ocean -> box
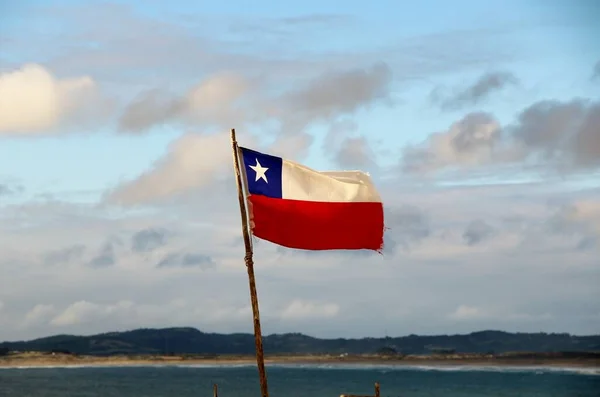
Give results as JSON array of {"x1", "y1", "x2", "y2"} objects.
[{"x1": 0, "y1": 364, "x2": 598, "y2": 397}]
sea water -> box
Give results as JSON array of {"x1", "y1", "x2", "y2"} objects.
[{"x1": 0, "y1": 363, "x2": 598, "y2": 397}]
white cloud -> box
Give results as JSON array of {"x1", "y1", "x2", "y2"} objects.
[
  {"x1": 449, "y1": 305, "x2": 484, "y2": 320},
  {"x1": 45, "y1": 299, "x2": 253, "y2": 333},
  {"x1": 119, "y1": 72, "x2": 252, "y2": 132},
  {"x1": 23, "y1": 304, "x2": 56, "y2": 327},
  {"x1": 0, "y1": 3, "x2": 599, "y2": 344},
  {"x1": 105, "y1": 132, "x2": 241, "y2": 205},
  {"x1": 402, "y1": 112, "x2": 504, "y2": 173},
  {"x1": 0, "y1": 64, "x2": 97, "y2": 134},
  {"x1": 402, "y1": 99, "x2": 600, "y2": 174},
  {"x1": 51, "y1": 300, "x2": 135, "y2": 326},
  {"x1": 0, "y1": 180, "x2": 599, "y2": 340},
  {"x1": 280, "y1": 300, "x2": 340, "y2": 320}
]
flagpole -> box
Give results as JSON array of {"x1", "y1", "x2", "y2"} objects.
[{"x1": 230, "y1": 128, "x2": 270, "y2": 397}]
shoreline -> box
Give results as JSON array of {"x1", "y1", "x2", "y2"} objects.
[{"x1": 1, "y1": 353, "x2": 599, "y2": 368}]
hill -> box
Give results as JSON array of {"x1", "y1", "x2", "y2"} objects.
[{"x1": 1, "y1": 328, "x2": 599, "y2": 356}]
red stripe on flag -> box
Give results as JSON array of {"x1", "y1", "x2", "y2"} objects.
[{"x1": 247, "y1": 195, "x2": 384, "y2": 251}]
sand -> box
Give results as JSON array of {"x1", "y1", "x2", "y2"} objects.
[{"x1": 1, "y1": 352, "x2": 598, "y2": 368}]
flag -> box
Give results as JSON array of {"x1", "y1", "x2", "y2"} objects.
[{"x1": 239, "y1": 147, "x2": 384, "y2": 251}]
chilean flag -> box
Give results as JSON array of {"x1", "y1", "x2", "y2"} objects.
[{"x1": 239, "y1": 147, "x2": 384, "y2": 251}]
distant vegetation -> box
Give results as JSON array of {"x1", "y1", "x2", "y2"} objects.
[{"x1": 1, "y1": 328, "x2": 599, "y2": 356}]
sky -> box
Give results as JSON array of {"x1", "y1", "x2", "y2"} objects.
[{"x1": 0, "y1": 0, "x2": 599, "y2": 341}]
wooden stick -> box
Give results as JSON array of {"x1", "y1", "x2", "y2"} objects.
[
  {"x1": 230, "y1": 128, "x2": 269, "y2": 397},
  {"x1": 374, "y1": 382, "x2": 380, "y2": 397},
  {"x1": 213, "y1": 383, "x2": 218, "y2": 397}
]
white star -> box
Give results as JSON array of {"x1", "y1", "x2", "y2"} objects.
[{"x1": 249, "y1": 159, "x2": 269, "y2": 183}]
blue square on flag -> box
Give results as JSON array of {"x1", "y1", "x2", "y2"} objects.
[{"x1": 240, "y1": 147, "x2": 283, "y2": 199}]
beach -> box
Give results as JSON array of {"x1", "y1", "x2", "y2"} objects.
[{"x1": 2, "y1": 352, "x2": 598, "y2": 368}]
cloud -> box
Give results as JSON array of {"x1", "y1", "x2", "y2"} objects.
[
  {"x1": 1, "y1": 3, "x2": 600, "y2": 342},
  {"x1": 463, "y1": 220, "x2": 495, "y2": 246},
  {"x1": 383, "y1": 205, "x2": 431, "y2": 253},
  {"x1": 449, "y1": 305, "x2": 484, "y2": 320},
  {"x1": 23, "y1": 304, "x2": 56, "y2": 327},
  {"x1": 448, "y1": 305, "x2": 557, "y2": 324},
  {"x1": 546, "y1": 200, "x2": 600, "y2": 251},
  {"x1": 401, "y1": 112, "x2": 503, "y2": 173},
  {"x1": 107, "y1": 63, "x2": 394, "y2": 205},
  {"x1": 0, "y1": 64, "x2": 101, "y2": 135},
  {"x1": 105, "y1": 132, "x2": 236, "y2": 205},
  {"x1": 510, "y1": 99, "x2": 600, "y2": 170},
  {"x1": 50, "y1": 300, "x2": 134, "y2": 327},
  {"x1": 119, "y1": 73, "x2": 252, "y2": 133},
  {"x1": 280, "y1": 300, "x2": 340, "y2": 320},
  {"x1": 230, "y1": 14, "x2": 353, "y2": 39},
  {"x1": 280, "y1": 62, "x2": 393, "y2": 124},
  {"x1": 88, "y1": 243, "x2": 116, "y2": 267},
  {"x1": 322, "y1": 120, "x2": 379, "y2": 169},
  {"x1": 131, "y1": 228, "x2": 169, "y2": 253},
  {"x1": 432, "y1": 71, "x2": 519, "y2": 110},
  {"x1": 334, "y1": 137, "x2": 378, "y2": 170},
  {"x1": 117, "y1": 63, "x2": 392, "y2": 140},
  {"x1": 46, "y1": 299, "x2": 252, "y2": 332},
  {"x1": 1, "y1": 180, "x2": 599, "y2": 340},
  {"x1": 401, "y1": 98, "x2": 600, "y2": 174},
  {"x1": 156, "y1": 252, "x2": 215, "y2": 269},
  {"x1": 0, "y1": 183, "x2": 25, "y2": 197},
  {"x1": 43, "y1": 244, "x2": 86, "y2": 266}
]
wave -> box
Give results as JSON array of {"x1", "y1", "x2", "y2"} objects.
[
  {"x1": 1, "y1": 362, "x2": 598, "y2": 376},
  {"x1": 259, "y1": 363, "x2": 600, "y2": 376}
]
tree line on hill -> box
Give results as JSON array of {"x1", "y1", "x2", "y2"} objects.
[{"x1": 1, "y1": 328, "x2": 599, "y2": 356}]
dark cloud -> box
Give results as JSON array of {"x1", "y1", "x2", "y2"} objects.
[
  {"x1": 88, "y1": 237, "x2": 123, "y2": 267},
  {"x1": 401, "y1": 98, "x2": 600, "y2": 174},
  {"x1": 119, "y1": 89, "x2": 181, "y2": 132},
  {"x1": 432, "y1": 71, "x2": 519, "y2": 110},
  {"x1": 545, "y1": 204, "x2": 599, "y2": 251},
  {"x1": 109, "y1": 63, "x2": 395, "y2": 204},
  {"x1": 281, "y1": 62, "x2": 393, "y2": 123},
  {"x1": 43, "y1": 244, "x2": 86, "y2": 266},
  {"x1": 401, "y1": 112, "x2": 501, "y2": 173},
  {"x1": 592, "y1": 60, "x2": 600, "y2": 80},
  {"x1": 271, "y1": 63, "x2": 393, "y2": 157},
  {"x1": 383, "y1": 205, "x2": 431, "y2": 253},
  {"x1": 511, "y1": 99, "x2": 600, "y2": 169},
  {"x1": 156, "y1": 252, "x2": 215, "y2": 269},
  {"x1": 0, "y1": 183, "x2": 24, "y2": 196},
  {"x1": 334, "y1": 137, "x2": 378, "y2": 170},
  {"x1": 131, "y1": 228, "x2": 169, "y2": 253},
  {"x1": 88, "y1": 243, "x2": 115, "y2": 267},
  {"x1": 118, "y1": 63, "x2": 392, "y2": 145},
  {"x1": 118, "y1": 73, "x2": 251, "y2": 133},
  {"x1": 322, "y1": 120, "x2": 379, "y2": 169},
  {"x1": 576, "y1": 235, "x2": 597, "y2": 251},
  {"x1": 463, "y1": 220, "x2": 495, "y2": 246}
]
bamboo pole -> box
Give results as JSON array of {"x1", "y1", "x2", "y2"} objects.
[{"x1": 230, "y1": 128, "x2": 269, "y2": 397}]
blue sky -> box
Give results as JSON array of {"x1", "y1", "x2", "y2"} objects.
[
  {"x1": 0, "y1": 0, "x2": 598, "y2": 339},
  {"x1": 1, "y1": 0, "x2": 599, "y2": 198}
]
